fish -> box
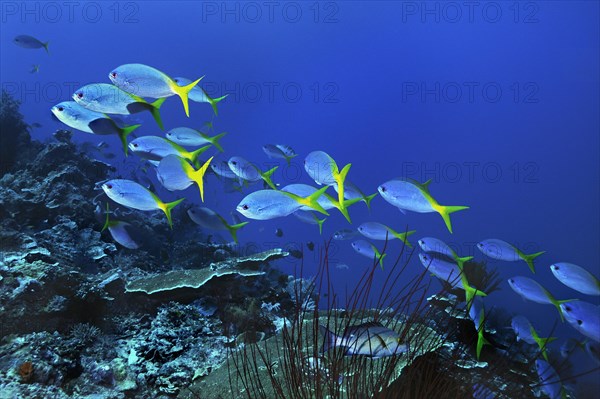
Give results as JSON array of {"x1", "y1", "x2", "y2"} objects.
[
  {"x1": 351, "y1": 240, "x2": 386, "y2": 269},
  {"x1": 560, "y1": 300, "x2": 600, "y2": 342},
  {"x1": 535, "y1": 360, "x2": 562, "y2": 399},
  {"x1": 73, "y1": 83, "x2": 166, "y2": 129},
  {"x1": 187, "y1": 206, "x2": 248, "y2": 243},
  {"x1": 262, "y1": 144, "x2": 298, "y2": 165},
  {"x1": 585, "y1": 341, "x2": 600, "y2": 364},
  {"x1": 417, "y1": 237, "x2": 473, "y2": 268},
  {"x1": 292, "y1": 210, "x2": 326, "y2": 234},
  {"x1": 275, "y1": 228, "x2": 284, "y2": 237},
  {"x1": 173, "y1": 76, "x2": 227, "y2": 115},
  {"x1": 419, "y1": 253, "x2": 486, "y2": 309},
  {"x1": 211, "y1": 160, "x2": 238, "y2": 180},
  {"x1": 378, "y1": 178, "x2": 468, "y2": 234},
  {"x1": 236, "y1": 186, "x2": 329, "y2": 220},
  {"x1": 156, "y1": 155, "x2": 213, "y2": 202},
  {"x1": 477, "y1": 239, "x2": 545, "y2": 273},
  {"x1": 560, "y1": 338, "x2": 583, "y2": 359},
  {"x1": 510, "y1": 315, "x2": 556, "y2": 361},
  {"x1": 101, "y1": 179, "x2": 184, "y2": 228},
  {"x1": 333, "y1": 180, "x2": 378, "y2": 209},
  {"x1": 27, "y1": 122, "x2": 42, "y2": 131},
  {"x1": 228, "y1": 156, "x2": 278, "y2": 189},
  {"x1": 165, "y1": 127, "x2": 227, "y2": 151},
  {"x1": 319, "y1": 321, "x2": 408, "y2": 358},
  {"x1": 129, "y1": 136, "x2": 210, "y2": 165},
  {"x1": 468, "y1": 297, "x2": 491, "y2": 360},
  {"x1": 282, "y1": 184, "x2": 361, "y2": 223},
  {"x1": 357, "y1": 222, "x2": 415, "y2": 248},
  {"x1": 508, "y1": 276, "x2": 573, "y2": 320},
  {"x1": 51, "y1": 101, "x2": 140, "y2": 154},
  {"x1": 109, "y1": 64, "x2": 202, "y2": 117},
  {"x1": 418, "y1": 236, "x2": 480, "y2": 309},
  {"x1": 550, "y1": 262, "x2": 600, "y2": 296},
  {"x1": 333, "y1": 229, "x2": 360, "y2": 240},
  {"x1": 101, "y1": 205, "x2": 139, "y2": 249},
  {"x1": 304, "y1": 150, "x2": 351, "y2": 211},
  {"x1": 14, "y1": 35, "x2": 49, "y2": 54},
  {"x1": 29, "y1": 64, "x2": 40, "y2": 74}
]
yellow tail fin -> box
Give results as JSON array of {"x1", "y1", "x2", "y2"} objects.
[{"x1": 171, "y1": 76, "x2": 203, "y2": 117}]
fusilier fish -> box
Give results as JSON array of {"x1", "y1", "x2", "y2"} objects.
[
  {"x1": 156, "y1": 155, "x2": 213, "y2": 202},
  {"x1": 357, "y1": 222, "x2": 415, "y2": 248},
  {"x1": 109, "y1": 64, "x2": 202, "y2": 117},
  {"x1": 333, "y1": 229, "x2": 360, "y2": 240},
  {"x1": 101, "y1": 205, "x2": 139, "y2": 249},
  {"x1": 129, "y1": 136, "x2": 210, "y2": 165},
  {"x1": 101, "y1": 179, "x2": 184, "y2": 228},
  {"x1": 73, "y1": 83, "x2": 166, "y2": 129},
  {"x1": 510, "y1": 315, "x2": 556, "y2": 361},
  {"x1": 228, "y1": 156, "x2": 278, "y2": 189},
  {"x1": 560, "y1": 338, "x2": 583, "y2": 359},
  {"x1": 187, "y1": 206, "x2": 248, "y2": 243},
  {"x1": 550, "y1": 262, "x2": 600, "y2": 296},
  {"x1": 419, "y1": 253, "x2": 486, "y2": 309},
  {"x1": 351, "y1": 240, "x2": 386, "y2": 269},
  {"x1": 319, "y1": 322, "x2": 408, "y2": 358},
  {"x1": 14, "y1": 35, "x2": 49, "y2": 53},
  {"x1": 468, "y1": 297, "x2": 491, "y2": 360},
  {"x1": 211, "y1": 161, "x2": 238, "y2": 179},
  {"x1": 263, "y1": 144, "x2": 297, "y2": 165},
  {"x1": 333, "y1": 180, "x2": 378, "y2": 209},
  {"x1": 236, "y1": 187, "x2": 329, "y2": 220},
  {"x1": 173, "y1": 76, "x2": 227, "y2": 115},
  {"x1": 292, "y1": 210, "x2": 326, "y2": 234},
  {"x1": 418, "y1": 237, "x2": 473, "y2": 268},
  {"x1": 165, "y1": 127, "x2": 227, "y2": 151},
  {"x1": 508, "y1": 276, "x2": 572, "y2": 320},
  {"x1": 304, "y1": 151, "x2": 352, "y2": 211},
  {"x1": 560, "y1": 300, "x2": 600, "y2": 342},
  {"x1": 535, "y1": 360, "x2": 562, "y2": 399},
  {"x1": 477, "y1": 239, "x2": 544, "y2": 273},
  {"x1": 51, "y1": 101, "x2": 140, "y2": 154},
  {"x1": 282, "y1": 184, "x2": 361, "y2": 223},
  {"x1": 378, "y1": 178, "x2": 468, "y2": 234}
]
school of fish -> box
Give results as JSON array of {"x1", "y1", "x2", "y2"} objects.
[{"x1": 44, "y1": 59, "x2": 599, "y2": 398}]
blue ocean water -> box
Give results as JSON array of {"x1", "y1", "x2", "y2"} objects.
[{"x1": 1, "y1": 1, "x2": 599, "y2": 396}]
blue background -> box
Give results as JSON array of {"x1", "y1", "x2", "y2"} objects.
[{"x1": 1, "y1": 0, "x2": 598, "y2": 386}]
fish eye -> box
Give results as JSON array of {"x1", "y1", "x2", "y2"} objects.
[
  {"x1": 231, "y1": 161, "x2": 237, "y2": 165},
  {"x1": 553, "y1": 265, "x2": 559, "y2": 270},
  {"x1": 110, "y1": 72, "x2": 117, "y2": 78},
  {"x1": 577, "y1": 320, "x2": 583, "y2": 326},
  {"x1": 477, "y1": 243, "x2": 483, "y2": 247},
  {"x1": 132, "y1": 143, "x2": 138, "y2": 148},
  {"x1": 380, "y1": 186, "x2": 386, "y2": 192},
  {"x1": 57, "y1": 106, "x2": 64, "y2": 112},
  {"x1": 509, "y1": 279, "x2": 514, "y2": 283},
  {"x1": 77, "y1": 92, "x2": 83, "y2": 99},
  {"x1": 242, "y1": 204, "x2": 249, "y2": 210},
  {"x1": 565, "y1": 306, "x2": 571, "y2": 312},
  {"x1": 106, "y1": 184, "x2": 113, "y2": 189}
]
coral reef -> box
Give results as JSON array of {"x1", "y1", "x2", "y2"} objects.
[{"x1": 0, "y1": 94, "x2": 295, "y2": 397}]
